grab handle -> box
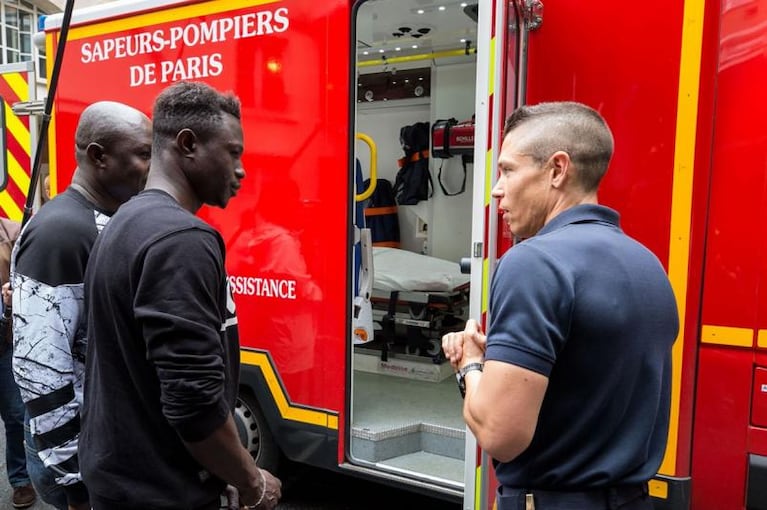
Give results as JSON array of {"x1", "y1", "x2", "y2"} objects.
[{"x1": 355, "y1": 132, "x2": 377, "y2": 201}]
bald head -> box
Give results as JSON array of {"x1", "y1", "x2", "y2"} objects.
[
  {"x1": 70, "y1": 101, "x2": 152, "y2": 211},
  {"x1": 75, "y1": 101, "x2": 150, "y2": 164}
]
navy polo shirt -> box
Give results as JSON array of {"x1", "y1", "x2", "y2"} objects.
[{"x1": 484, "y1": 204, "x2": 678, "y2": 490}]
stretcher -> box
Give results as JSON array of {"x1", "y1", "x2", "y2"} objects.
[{"x1": 371, "y1": 247, "x2": 470, "y2": 358}]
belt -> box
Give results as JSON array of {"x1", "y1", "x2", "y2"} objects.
[{"x1": 496, "y1": 483, "x2": 650, "y2": 510}]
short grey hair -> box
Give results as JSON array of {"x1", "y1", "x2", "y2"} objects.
[{"x1": 503, "y1": 101, "x2": 614, "y2": 191}]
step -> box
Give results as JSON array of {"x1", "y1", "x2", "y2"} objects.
[{"x1": 351, "y1": 421, "x2": 465, "y2": 463}]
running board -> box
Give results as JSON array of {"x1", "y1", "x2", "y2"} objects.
[{"x1": 338, "y1": 461, "x2": 464, "y2": 501}]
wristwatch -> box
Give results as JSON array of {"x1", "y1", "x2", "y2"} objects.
[{"x1": 456, "y1": 362, "x2": 483, "y2": 398}]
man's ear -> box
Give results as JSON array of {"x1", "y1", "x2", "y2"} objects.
[
  {"x1": 548, "y1": 150, "x2": 571, "y2": 189},
  {"x1": 86, "y1": 142, "x2": 106, "y2": 167},
  {"x1": 176, "y1": 128, "x2": 197, "y2": 158}
]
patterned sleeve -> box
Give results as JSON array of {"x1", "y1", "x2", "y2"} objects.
[
  {"x1": 11, "y1": 272, "x2": 87, "y2": 488},
  {"x1": 9, "y1": 203, "x2": 99, "y2": 498}
]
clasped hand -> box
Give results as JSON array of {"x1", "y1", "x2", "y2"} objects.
[{"x1": 441, "y1": 318, "x2": 487, "y2": 370}]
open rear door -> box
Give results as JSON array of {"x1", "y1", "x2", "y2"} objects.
[{"x1": 466, "y1": 1, "x2": 540, "y2": 508}]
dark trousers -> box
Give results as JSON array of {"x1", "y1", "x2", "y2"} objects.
[
  {"x1": 90, "y1": 493, "x2": 220, "y2": 510},
  {"x1": 0, "y1": 344, "x2": 29, "y2": 488},
  {"x1": 496, "y1": 483, "x2": 652, "y2": 510}
]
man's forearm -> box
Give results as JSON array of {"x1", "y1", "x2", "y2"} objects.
[{"x1": 183, "y1": 414, "x2": 262, "y2": 493}]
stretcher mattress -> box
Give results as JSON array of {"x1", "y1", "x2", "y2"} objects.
[{"x1": 372, "y1": 247, "x2": 470, "y2": 293}]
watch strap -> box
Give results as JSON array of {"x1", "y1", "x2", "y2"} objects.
[
  {"x1": 459, "y1": 362, "x2": 484, "y2": 377},
  {"x1": 456, "y1": 362, "x2": 484, "y2": 398}
]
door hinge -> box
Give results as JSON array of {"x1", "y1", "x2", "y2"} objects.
[{"x1": 523, "y1": 0, "x2": 544, "y2": 31}]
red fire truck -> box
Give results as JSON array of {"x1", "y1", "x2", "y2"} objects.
[{"x1": 11, "y1": 0, "x2": 762, "y2": 508}]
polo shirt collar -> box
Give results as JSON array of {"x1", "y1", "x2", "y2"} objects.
[{"x1": 536, "y1": 204, "x2": 620, "y2": 237}]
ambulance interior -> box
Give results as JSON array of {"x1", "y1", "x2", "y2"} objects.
[{"x1": 350, "y1": 0, "x2": 478, "y2": 491}]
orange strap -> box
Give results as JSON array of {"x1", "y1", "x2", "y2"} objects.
[
  {"x1": 397, "y1": 149, "x2": 430, "y2": 168},
  {"x1": 364, "y1": 206, "x2": 398, "y2": 217}
]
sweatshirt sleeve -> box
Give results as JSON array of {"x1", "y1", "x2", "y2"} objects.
[{"x1": 133, "y1": 228, "x2": 230, "y2": 442}]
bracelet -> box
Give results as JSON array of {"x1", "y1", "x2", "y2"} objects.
[{"x1": 244, "y1": 468, "x2": 266, "y2": 509}]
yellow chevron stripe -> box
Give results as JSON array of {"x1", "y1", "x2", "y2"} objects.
[
  {"x1": 4, "y1": 102, "x2": 31, "y2": 157},
  {"x1": 488, "y1": 36, "x2": 496, "y2": 96},
  {"x1": 482, "y1": 257, "x2": 490, "y2": 316},
  {"x1": 475, "y1": 463, "x2": 483, "y2": 509},
  {"x1": 485, "y1": 148, "x2": 493, "y2": 206},
  {"x1": 1, "y1": 72, "x2": 29, "y2": 103},
  {"x1": 7, "y1": 150, "x2": 30, "y2": 193},
  {"x1": 240, "y1": 350, "x2": 337, "y2": 429},
  {"x1": 0, "y1": 191, "x2": 22, "y2": 220},
  {"x1": 68, "y1": 0, "x2": 281, "y2": 40}
]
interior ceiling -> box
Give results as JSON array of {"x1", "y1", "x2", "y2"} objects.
[{"x1": 356, "y1": 0, "x2": 478, "y2": 59}]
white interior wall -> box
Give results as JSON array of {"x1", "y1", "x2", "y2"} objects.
[
  {"x1": 355, "y1": 60, "x2": 476, "y2": 260},
  {"x1": 428, "y1": 62, "x2": 476, "y2": 263},
  {"x1": 356, "y1": 98, "x2": 430, "y2": 254},
  {"x1": 356, "y1": 98, "x2": 430, "y2": 186}
]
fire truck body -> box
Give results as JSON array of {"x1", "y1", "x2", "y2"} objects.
[
  {"x1": 0, "y1": 61, "x2": 38, "y2": 220},
  {"x1": 33, "y1": 0, "x2": 767, "y2": 508}
]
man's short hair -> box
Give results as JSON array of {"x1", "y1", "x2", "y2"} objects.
[
  {"x1": 503, "y1": 102, "x2": 614, "y2": 191},
  {"x1": 152, "y1": 81, "x2": 241, "y2": 148}
]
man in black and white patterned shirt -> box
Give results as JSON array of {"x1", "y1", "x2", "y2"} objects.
[{"x1": 10, "y1": 101, "x2": 152, "y2": 510}]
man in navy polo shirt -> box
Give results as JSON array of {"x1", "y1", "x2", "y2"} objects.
[{"x1": 443, "y1": 101, "x2": 678, "y2": 510}]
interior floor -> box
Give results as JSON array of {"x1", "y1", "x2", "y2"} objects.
[{"x1": 350, "y1": 358, "x2": 465, "y2": 485}]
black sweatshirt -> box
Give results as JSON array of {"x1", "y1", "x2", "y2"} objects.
[{"x1": 80, "y1": 190, "x2": 240, "y2": 509}]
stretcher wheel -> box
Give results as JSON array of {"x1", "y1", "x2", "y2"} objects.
[
  {"x1": 408, "y1": 303, "x2": 427, "y2": 320},
  {"x1": 405, "y1": 344, "x2": 421, "y2": 356},
  {"x1": 426, "y1": 338, "x2": 441, "y2": 356}
]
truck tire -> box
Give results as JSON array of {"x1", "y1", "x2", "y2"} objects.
[{"x1": 234, "y1": 391, "x2": 281, "y2": 473}]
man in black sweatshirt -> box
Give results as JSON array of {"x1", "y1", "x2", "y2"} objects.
[{"x1": 79, "y1": 81, "x2": 281, "y2": 510}]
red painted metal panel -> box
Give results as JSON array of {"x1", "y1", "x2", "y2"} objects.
[
  {"x1": 748, "y1": 427, "x2": 767, "y2": 457},
  {"x1": 677, "y1": 0, "x2": 722, "y2": 478},
  {"x1": 523, "y1": 0, "x2": 692, "y2": 479},
  {"x1": 700, "y1": 1, "x2": 767, "y2": 330},
  {"x1": 50, "y1": 0, "x2": 350, "y2": 422},
  {"x1": 752, "y1": 368, "x2": 767, "y2": 429},
  {"x1": 693, "y1": 2, "x2": 767, "y2": 509},
  {"x1": 525, "y1": 1, "x2": 684, "y2": 266},
  {"x1": 692, "y1": 347, "x2": 752, "y2": 510},
  {"x1": 495, "y1": 0, "x2": 515, "y2": 258}
]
